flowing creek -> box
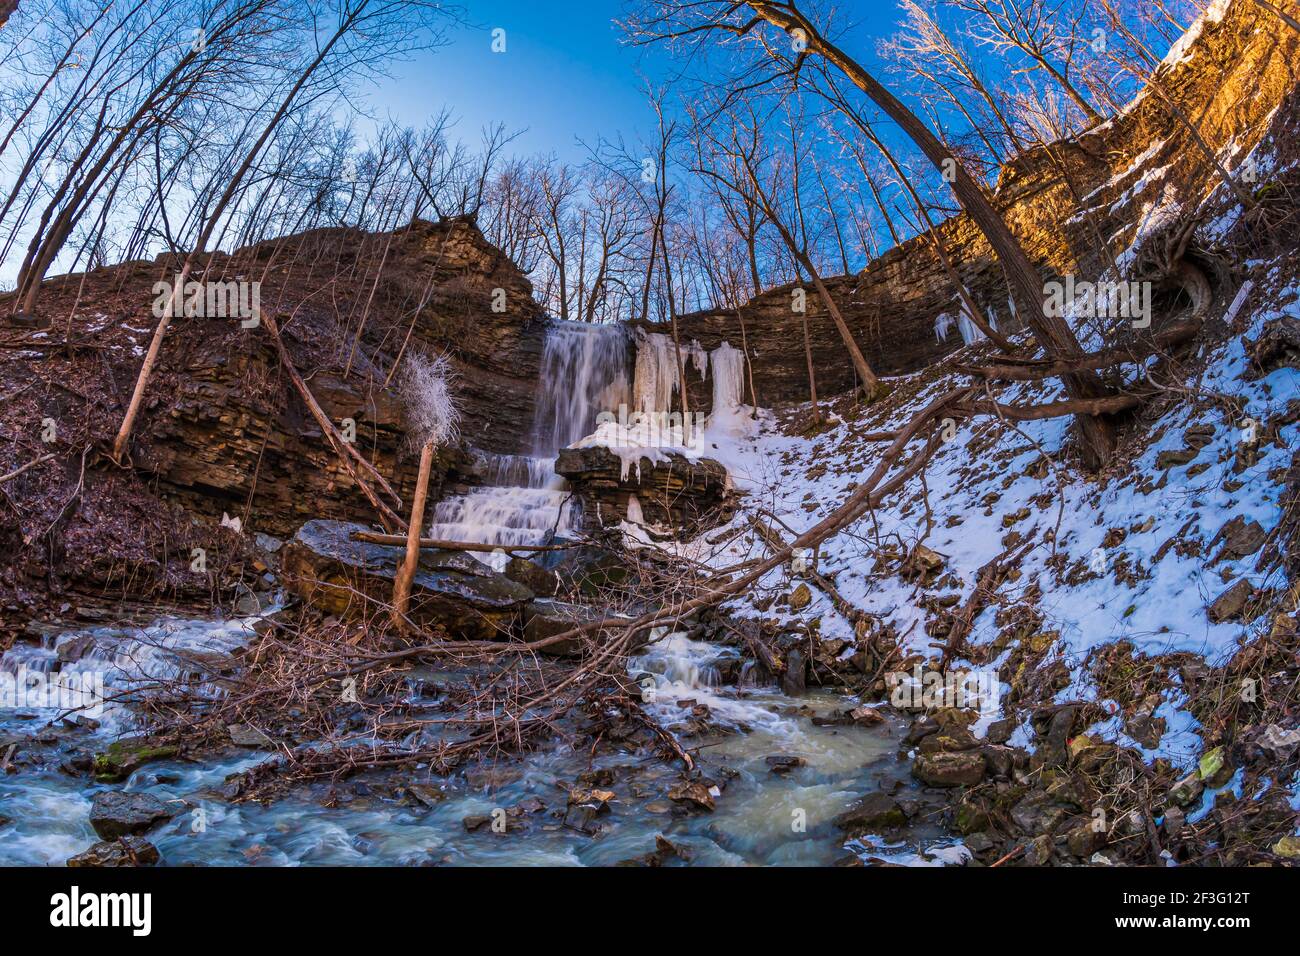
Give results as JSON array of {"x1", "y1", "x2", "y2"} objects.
[
  {"x1": 1, "y1": 615, "x2": 963, "y2": 866},
  {"x1": 1, "y1": 321, "x2": 961, "y2": 866}
]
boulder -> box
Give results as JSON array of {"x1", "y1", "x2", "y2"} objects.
[
  {"x1": 89, "y1": 791, "x2": 174, "y2": 840},
  {"x1": 1210, "y1": 516, "x2": 1267, "y2": 564},
  {"x1": 554, "y1": 445, "x2": 732, "y2": 533},
  {"x1": 1010, "y1": 792, "x2": 1072, "y2": 835},
  {"x1": 1207, "y1": 579, "x2": 1255, "y2": 623},
  {"x1": 522, "y1": 599, "x2": 606, "y2": 657},
  {"x1": 67, "y1": 837, "x2": 160, "y2": 867},
  {"x1": 985, "y1": 718, "x2": 1016, "y2": 745},
  {"x1": 912, "y1": 750, "x2": 985, "y2": 787},
  {"x1": 1067, "y1": 824, "x2": 1105, "y2": 857},
  {"x1": 1024, "y1": 834, "x2": 1055, "y2": 866},
  {"x1": 917, "y1": 726, "x2": 981, "y2": 754},
  {"x1": 782, "y1": 648, "x2": 807, "y2": 697},
  {"x1": 227, "y1": 723, "x2": 276, "y2": 748},
  {"x1": 91, "y1": 738, "x2": 179, "y2": 783},
  {"x1": 835, "y1": 792, "x2": 907, "y2": 833},
  {"x1": 765, "y1": 755, "x2": 807, "y2": 775},
  {"x1": 282, "y1": 520, "x2": 533, "y2": 639},
  {"x1": 667, "y1": 781, "x2": 717, "y2": 812},
  {"x1": 515, "y1": 540, "x2": 630, "y2": 598},
  {"x1": 953, "y1": 799, "x2": 992, "y2": 835},
  {"x1": 846, "y1": 706, "x2": 885, "y2": 727}
]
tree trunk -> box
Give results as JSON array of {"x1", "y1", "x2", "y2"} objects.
[
  {"x1": 111, "y1": 10, "x2": 357, "y2": 460},
  {"x1": 746, "y1": 2, "x2": 1117, "y2": 466},
  {"x1": 1250, "y1": 0, "x2": 1300, "y2": 34},
  {"x1": 392, "y1": 441, "x2": 435, "y2": 631}
]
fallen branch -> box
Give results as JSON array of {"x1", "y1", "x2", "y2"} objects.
[
  {"x1": 261, "y1": 310, "x2": 406, "y2": 533},
  {"x1": 940, "y1": 538, "x2": 1034, "y2": 665},
  {"x1": 959, "y1": 319, "x2": 1202, "y2": 382},
  {"x1": 955, "y1": 393, "x2": 1141, "y2": 421},
  {"x1": 0, "y1": 452, "x2": 53, "y2": 484},
  {"x1": 351, "y1": 530, "x2": 578, "y2": 554},
  {"x1": 749, "y1": 511, "x2": 866, "y2": 624}
]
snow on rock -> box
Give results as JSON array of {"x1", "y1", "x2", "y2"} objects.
[{"x1": 659, "y1": 265, "x2": 1298, "y2": 774}]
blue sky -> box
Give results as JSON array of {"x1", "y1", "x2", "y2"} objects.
[
  {"x1": 363, "y1": 1, "x2": 906, "y2": 164},
  {"x1": 367, "y1": 1, "x2": 663, "y2": 163}
]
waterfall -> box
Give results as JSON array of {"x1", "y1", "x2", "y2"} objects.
[
  {"x1": 532, "y1": 321, "x2": 630, "y2": 454},
  {"x1": 429, "y1": 323, "x2": 749, "y2": 553},
  {"x1": 428, "y1": 320, "x2": 631, "y2": 552}
]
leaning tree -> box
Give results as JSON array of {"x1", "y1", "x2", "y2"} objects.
[{"x1": 625, "y1": 0, "x2": 1123, "y2": 467}]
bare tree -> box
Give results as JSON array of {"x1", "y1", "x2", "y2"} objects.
[
  {"x1": 692, "y1": 100, "x2": 883, "y2": 403},
  {"x1": 627, "y1": 0, "x2": 1120, "y2": 466},
  {"x1": 951, "y1": 0, "x2": 1103, "y2": 124},
  {"x1": 111, "y1": 0, "x2": 457, "y2": 461},
  {"x1": 880, "y1": 0, "x2": 1025, "y2": 162},
  {"x1": 392, "y1": 352, "x2": 461, "y2": 632}
]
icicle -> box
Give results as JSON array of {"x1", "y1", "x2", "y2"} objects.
[
  {"x1": 710, "y1": 341, "x2": 745, "y2": 412},
  {"x1": 935, "y1": 313, "x2": 954, "y2": 343},
  {"x1": 631, "y1": 330, "x2": 681, "y2": 414},
  {"x1": 688, "y1": 340, "x2": 709, "y2": 379}
]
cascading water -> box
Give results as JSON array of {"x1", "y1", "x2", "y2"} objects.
[
  {"x1": 532, "y1": 321, "x2": 631, "y2": 453},
  {"x1": 426, "y1": 321, "x2": 632, "y2": 551},
  {"x1": 429, "y1": 322, "x2": 750, "y2": 549}
]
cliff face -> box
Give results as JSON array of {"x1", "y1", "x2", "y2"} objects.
[
  {"x1": 135, "y1": 218, "x2": 553, "y2": 537},
  {"x1": 0, "y1": 217, "x2": 549, "y2": 609},
  {"x1": 668, "y1": 0, "x2": 1300, "y2": 409}
]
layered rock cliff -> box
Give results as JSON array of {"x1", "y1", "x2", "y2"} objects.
[
  {"x1": 2, "y1": 0, "x2": 1295, "y2": 615},
  {"x1": 665, "y1": 0, "x2": 1300, "y2": 410}
]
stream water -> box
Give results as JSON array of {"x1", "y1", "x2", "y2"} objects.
[
  {"x1": 0, "y1": 613, "x2": 965, "y2": 866},
  {"x1": 1, "y1": 321, "x2": 965, "y2": 866}
]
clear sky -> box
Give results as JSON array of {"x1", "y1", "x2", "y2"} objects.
[
  {"x1": 362, "y1": 1, "x2": 907, "y2": 165},
  {"x1": 366, "y1": 1, "x2": 665, "y2": 163}
]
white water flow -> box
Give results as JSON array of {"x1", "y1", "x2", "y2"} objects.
[
  {"x1": 0, "y1": 612, "x2": 956, "y2": 866},
  {"x1": 428, "y1": 324, "x2": 750, "y2": 553},
  {"x1": 426, "y1": 321, "x2": 631, "y2": 552}
]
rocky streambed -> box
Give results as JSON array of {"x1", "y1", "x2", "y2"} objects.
[{"x1": 0, "y1": 604, "x2": 976, "y2": 867}]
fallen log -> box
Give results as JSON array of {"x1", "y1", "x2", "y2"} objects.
[
  {"x1": 350, "y1": 530, "x2": 578, "y2": 553},
  {"x1": 734, "y1": 618, "x2": 785, "y2": 679},
  {"x1": 261, "y1": 310, "x2": 406, "y2": 533},
  {"x1": 955, "y1": 393, "x2": 1141, "y2": 422},
  {"x1": 959, "y1": 318, "x2": 1202, "y2": 382}
]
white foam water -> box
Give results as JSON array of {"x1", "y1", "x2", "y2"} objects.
[
  {"x1": 532, "y1": 321, "x2": 631, "y2": 454},
  {"x1": 429, "y1": 321, "x2": 631, "y2": 551}
]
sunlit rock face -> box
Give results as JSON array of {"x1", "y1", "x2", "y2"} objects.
[{"x1": 665, "y1": 0, "x2": 1298, "y2": 407}]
